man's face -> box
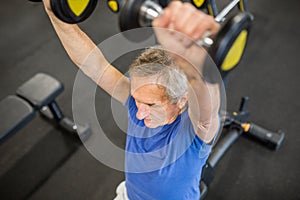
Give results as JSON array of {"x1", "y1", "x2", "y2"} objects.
[{"x1": 131, "y1": 77, "x2": 181, "y2": 128}]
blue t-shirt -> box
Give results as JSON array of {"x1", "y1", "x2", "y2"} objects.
[{"x1": 125, "y1": 96, "x2": 212, "y2": 200}]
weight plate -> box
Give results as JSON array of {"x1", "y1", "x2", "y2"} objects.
[
  {"x1": 61, "y1": 0, "x2": 98, "y2": 23},
  {"x1": 191, "y1": 0, "x2": 207, "y2": 9},
  {"x1": 119, "y1": 0, "x2": 155, "y2": 43},
  {"x1": 206, "y1": 0, "x2": 218, "y2": 17},
  {"x1": 238, "y1": 0, "x2": 248, "y2": 12},
  {"x1": 209, "y1": 12, "x2": 252, "y2": 77},
  {"x1": 158, "y1": 0, "x2": 171, "y2": 8},
  {"x1": 119, "y1": 0, "x2": 145, "y2": 32},
  {"x1": 107, "y1": 0, "x2": 123, "y2": 13},
  {"x1": 51, "y1": 0, "x2": 74, "y2": 23}
]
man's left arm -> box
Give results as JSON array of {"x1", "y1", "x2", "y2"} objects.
[{"x1": 152, "y1": 1, "x2": 221, "y2": 143}]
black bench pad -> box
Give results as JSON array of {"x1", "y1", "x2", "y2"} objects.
[
  {"x1": 0, "y1": 95, "x2": 35, "y2": 142},
  {"x1": 16, "y1": 73, "x2": 64, "y2": 109}
]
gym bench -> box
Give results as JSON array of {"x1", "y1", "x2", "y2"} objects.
[
  {"x1": 0, "y1": 73, "x2": 91, "y2": 199},
  {"x1": 0, "y1": 73, "x2": 90, "y2": 144}
]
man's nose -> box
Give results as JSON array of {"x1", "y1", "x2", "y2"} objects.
[{"x1": 136, "y1": 104, "x2": 150, "y2": 120}]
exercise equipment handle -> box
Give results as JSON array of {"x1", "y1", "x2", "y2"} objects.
[
  {"x1": 139, "y1": 0, "x2": 214, "y2": 47},
  {"x1": 247, "y1": 123, "x2": 285, "y2": 150},
  {"x1": 214, "y1": 0, "x2": 240, "y2": 22}
]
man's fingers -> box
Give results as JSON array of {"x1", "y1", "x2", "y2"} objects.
[
  {"x1": 173, "y1": 3, "x2": 196, "y2": 31},
  {"x1": 152, "y1": 1, "x2": 181, "y2": 28},
  {"x1": 167, "y1": 1, "x2": 183, "y2": 24},
  {"x1": 152, "y1": 8, "x2": 171, "y2": 28},
  {"x1": 166, "y1": 2, "x2": 220, "y2": 42}
]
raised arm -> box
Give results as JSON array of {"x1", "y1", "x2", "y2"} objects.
[
  {"x1": 152, "y1": 1, "x2": 221, "y2": 143},
  {"x1": 42, "y1": 0, "x2": 130, "y2": 104}
]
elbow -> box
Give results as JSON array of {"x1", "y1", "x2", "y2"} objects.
[{"x1": 195, "y1": 117, "x2": 220, "y2": 144}]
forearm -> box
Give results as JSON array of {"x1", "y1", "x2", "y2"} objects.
[
  {"x1": 43, "y1": 5, "x2": 130, "y2": 104},
  {"x1": 46, "y1": 10, "x2": 110, "y2": 83}
]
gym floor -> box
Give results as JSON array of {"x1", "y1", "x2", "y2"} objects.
[{"x1": 1, "y1": 0, "x2": 300, "y2": 199}]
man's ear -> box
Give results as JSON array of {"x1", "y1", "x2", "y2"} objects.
[{"x1": 177, "y1": 93, "x2": 188, "y2": 109}]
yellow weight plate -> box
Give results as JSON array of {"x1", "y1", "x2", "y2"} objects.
[
  {"x1": 192, "y1": 0, "x2": 205, "y2": 8},
  {"x1": 108, "y1": 0, "x2": 119, "y2": 13},
  {"x1": 221, "y1": 30, "x2": 248, "y2": 71},
  {"x1": 239, "y1": 0, "x2": 245, "y2": 11},
  {"x1": 207, "y1": 4, "x2": 214, "y2": 16},
  {"x1": 67, "y1": 0, "x2": 90, "y2": 17}
]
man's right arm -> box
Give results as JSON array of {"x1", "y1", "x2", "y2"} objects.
[{"x1": 42, "y1": 0, "x2": 130, "y2": 104}]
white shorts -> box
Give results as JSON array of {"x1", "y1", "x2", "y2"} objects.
[{"x1": 113, "y1": 181, "x2": 129, "y2": 200}]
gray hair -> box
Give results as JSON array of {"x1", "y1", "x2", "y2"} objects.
[{"x1": 128, "y1": 46, "x2": 188, "y2": 103}]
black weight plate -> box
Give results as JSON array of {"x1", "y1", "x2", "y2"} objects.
[
  {"x1": 58, "y1": 0, "x2": 76, "y2": 22},
  {"x1": 119, "y1": 0, "x2": 155, "y2": 43},
  {"x1": 158, "y1": 0, "x2": 171, "y2": 8},
  {"x1": 51, "y1": 0, "x2": 75, "y2": 23},
  {"x1": 209, "y1": 12, "x2": 252, "y2": 77},
  {"x1": 119, "y1": 0, "x2": 145, "y2": 32},
  {"x1": 61, "y1": 0, "x2": 98, "y2": 23}
]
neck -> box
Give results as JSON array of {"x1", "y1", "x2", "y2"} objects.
[{"x1": 166, "y1": 104, "x2": 187, "y2": 125}]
